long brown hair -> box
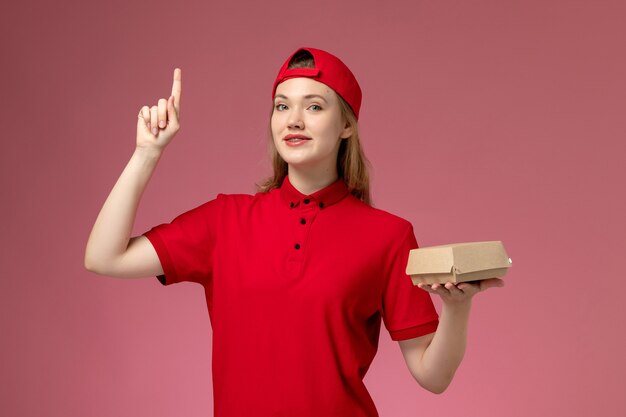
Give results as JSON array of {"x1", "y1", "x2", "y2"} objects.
[{"x1": 256, "y1": 50, "x2": 373, "y2": 206}]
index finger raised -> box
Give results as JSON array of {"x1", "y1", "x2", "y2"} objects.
[{"x1": 171, "y1": 68, "x2": 182, "y2": 113}]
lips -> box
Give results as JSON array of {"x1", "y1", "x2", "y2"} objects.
[{"x1": 283, "y1": 134, "x2": 312, "y2": 141}]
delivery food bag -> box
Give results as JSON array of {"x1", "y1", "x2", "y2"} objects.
[{"x1": 406, "y1": 240, "x2": 512, "y2": 285}]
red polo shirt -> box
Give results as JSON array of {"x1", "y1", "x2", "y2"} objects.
[{"x1": 142, "y1": 175, "x2": 439, "y2": 417}]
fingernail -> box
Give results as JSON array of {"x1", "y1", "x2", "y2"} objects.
[
  {"x1": 152, "y1": 127, "x2": 158, "y2": 135},
  {"x1": 159, "y1": 121, "x2": 165, "y2": 128}
]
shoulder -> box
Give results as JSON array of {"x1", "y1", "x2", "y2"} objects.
[
  {"x1": 346, "y1": 195, "x2": 413, "y2": 235},
  {"x1": 215, "y1": 188, "x2": 276, "y2": 202},
  {"x1": 212, "y1": 188, "x2": 277, "y2": 210},
  {"x1": 214, "y1": 192, "x2": 254, "y2": 204}
]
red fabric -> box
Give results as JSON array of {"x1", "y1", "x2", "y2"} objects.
[
  {"x1": 142, "y1": 176, "x2": 439, "y2": 417},
  {"x1": 272, "y1": 46, "x2": 363, "y2": 119}
]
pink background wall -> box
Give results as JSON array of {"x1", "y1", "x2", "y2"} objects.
[{"x1": 2, "y1": 0, "x2": 625, "y2": 416}]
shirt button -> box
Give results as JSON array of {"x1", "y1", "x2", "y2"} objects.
[
  {"x1": 294, "y1": 243, "x2": 301, "y2": 250},
  {"x1": 303, "y1": 198, "x2": 310, "y2": 204},
  {"x1": 319, "y1": 202, "x2": 324, "y2": 208},
  {"x1": 290, "y1": 202, "x2": 295, "y2": 208},
  {"x1": 300, "y1": 218, "x2": 306, "y2": 225}
]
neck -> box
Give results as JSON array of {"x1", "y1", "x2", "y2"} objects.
[{"x1": 287, "y1": 165, "x2": 339, "y2": 195}]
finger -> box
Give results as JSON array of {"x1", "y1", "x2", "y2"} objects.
[
  {"x1": 167, "y1": 95, "x2": 179, "y2": 127},
  {"x1": 479, "y1": 278, "x2": 505, "y2": 291},
  {"x1": 150, "y1": 106, "x2": 158, "y2": 135},
  {"x1": 138, "y1": 106, "x2": 151, "y2": 133},
  {"x1": 445, "y1": 282, "x2": 465, "y2": 297},
  {"x1": 157, "y1": 98, "x2": 167, "y2": 128},
  {"x1": 139, "y1": 106, "x2": 151, "y2": 129},
  {"x1": 431, "y1": 283, "x2": 451, "y2": 297},
  {"x1": 141, "y1": 106, "x2": 151, "y2": 123},
  {"x1": 171, "y1": 68, "x2": 181, "y2": 115},
  {"x1": 417, "y1": 283, "x2": 436, "y2": 293},
  {"x1": 456, "y1": 282, "x2": 480, "y2": 295}
]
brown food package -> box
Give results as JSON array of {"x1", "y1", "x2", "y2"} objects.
[{"x1": 406, "y1": 241, "x2": 512, "y2": 285}]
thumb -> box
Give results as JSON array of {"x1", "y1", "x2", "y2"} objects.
[{"x1": 479, "y1": 278, "x2": 505, "y2": 291}]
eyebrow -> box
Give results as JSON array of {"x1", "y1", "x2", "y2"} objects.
[{"x1": 274, "y1": 94, "x2": 328, "y2": 103}]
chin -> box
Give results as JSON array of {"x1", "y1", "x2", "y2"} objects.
[
  {"x1": 275, "y1": 148, "x2": 307, "y2": 165},
  {"x1": 280, "y1": 153, "x2": 319, "y2": 167},
  {"x1": 281, "y1": 157, "x2": 311, "y2": 167}
]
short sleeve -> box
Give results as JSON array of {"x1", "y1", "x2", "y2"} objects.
[
  {"x1": 382, "y1": 223, "x2": 439, "y2": 341},
  {"x1": 142, "y1": 196, "x2": 222, "y2": 286}
]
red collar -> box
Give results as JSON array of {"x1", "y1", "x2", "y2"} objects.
[{"x1": 279, "y1": 175, "x2": 350, "y2": 209}]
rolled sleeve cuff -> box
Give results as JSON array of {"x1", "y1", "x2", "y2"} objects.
[
  {"x1": 390, "y1": 318, "x2": 439, "y2": 341},
  {"x1": 143, "y1": 229, "x2": 178, "y2": 286}
]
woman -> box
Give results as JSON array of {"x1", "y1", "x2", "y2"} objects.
[{"x1": 84, "y1": 46, "x2": 503, "y2": 417}]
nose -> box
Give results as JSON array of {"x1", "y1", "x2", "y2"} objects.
[{"x1": 287, "y1": 108, "x2": 304, "y2": 129}]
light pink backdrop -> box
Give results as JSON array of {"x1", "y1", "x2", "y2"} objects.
[{"x1": 2, "y1": 0, "x2": 625, "y2": 416}]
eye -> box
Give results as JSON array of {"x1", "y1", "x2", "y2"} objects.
[
  {"x1": 275, "y1": 104, "x2": 287, "y2": 111},
  {"x1": 309, "y1": 104, "x2": 322, "y2": 111}
]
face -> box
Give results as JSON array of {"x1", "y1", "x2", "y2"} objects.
[{"x1": 271, "y1": 77, "x2": 353, "y2": 173}]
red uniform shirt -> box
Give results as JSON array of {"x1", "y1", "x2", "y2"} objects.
[{"x1": 142, "y1": 175, "x2": 439, "y2": 417}]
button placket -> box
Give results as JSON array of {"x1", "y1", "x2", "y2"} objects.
[
  {"x1": 285, "y1": 197, "x2": 323, "y2": 279},
  {"x1": 290, "y1": 198, "x2": 318, "y2": 257}
]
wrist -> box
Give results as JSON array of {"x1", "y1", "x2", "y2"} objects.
[
  {"x1": 442, "y1": 299, "x2": 472, "y2": 316},
  {"x1": 134, "y1": 146, "x2": 163, "y2": 161}
]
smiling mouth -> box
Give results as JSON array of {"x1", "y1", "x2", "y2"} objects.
[{"x1": 283, "y1": 133, "x2": 312, "y2": 141}]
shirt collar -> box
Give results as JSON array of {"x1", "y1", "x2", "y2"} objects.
[{"x1": 279, "y1": 175, "x2": 350, "y2": 210}]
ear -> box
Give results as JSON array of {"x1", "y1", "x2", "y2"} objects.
[{"x1": 340, "y1": 120, "x2": 353, "y2": 139}]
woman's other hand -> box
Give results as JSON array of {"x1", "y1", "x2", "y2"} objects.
[{"x1": 417, "y1": 278, "x2": 504, "y2": 305}]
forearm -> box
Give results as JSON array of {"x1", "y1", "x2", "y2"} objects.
[
  {"x1": 415, "y1": 300, "x2": 472, "y2": 393},
  {"x1": 84, "y1": 147, "x2": 162, "y2": 271}
]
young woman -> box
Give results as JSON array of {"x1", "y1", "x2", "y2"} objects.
[{"x1": 85, "y1": 47, "x2": 503, "y2": 417}]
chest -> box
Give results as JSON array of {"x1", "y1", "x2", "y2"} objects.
[{"x1": 213, "y1": 205, "x2": 387, "y2": 317}]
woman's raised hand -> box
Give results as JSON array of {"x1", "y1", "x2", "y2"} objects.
[{"x1": 136, "y1": 68, "x2": 182, "y2": 152}]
